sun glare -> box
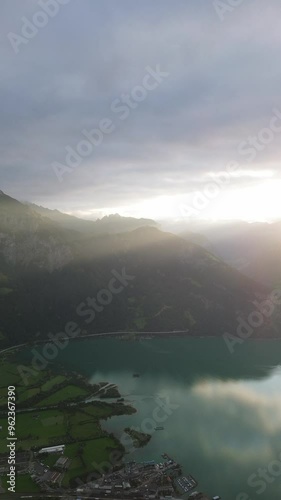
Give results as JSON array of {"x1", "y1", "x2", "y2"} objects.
[{"x1": 208, "y1": 180, "x2": 281, "y2": 222}]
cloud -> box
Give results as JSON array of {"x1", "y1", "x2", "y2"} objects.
[{"x1": 1, "y1": 0, "x2": 281, "y2": 218}]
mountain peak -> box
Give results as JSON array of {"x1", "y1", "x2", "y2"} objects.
[{"x1": 0, "y1": 190, "x2": 5, "y2": 196}]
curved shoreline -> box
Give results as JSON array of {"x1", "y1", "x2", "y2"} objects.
[{"x1": 2, "y1": 330, "x2": 281, "y2": 356}]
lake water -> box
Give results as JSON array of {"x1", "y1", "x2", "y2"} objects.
[{"x1": 51, "y1": 338, "x2": 281, "y2": 499}]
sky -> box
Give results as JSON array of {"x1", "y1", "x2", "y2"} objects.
[{"x1": 1, "y1": 0, "x2": 281, "y2": 222}]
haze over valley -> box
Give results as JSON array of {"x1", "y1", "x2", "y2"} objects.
[{"x1": 1, "y1": 1, "x2": 281, "y2": 498}]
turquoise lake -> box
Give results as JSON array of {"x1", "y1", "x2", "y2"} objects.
[{"x1": 39, "y1": 337, "x2": 281, "y2": 499}]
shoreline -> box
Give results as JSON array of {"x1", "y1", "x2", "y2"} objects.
[{"x1": 2, "y1": 332, "x2": 281, "y2": 356}]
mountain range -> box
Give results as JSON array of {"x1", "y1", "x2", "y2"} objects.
[{"x1": 0, "y1": 191, "x2": 274, "y2": 348}]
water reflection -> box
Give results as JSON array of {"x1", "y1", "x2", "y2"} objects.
[
  {"x1": 54, "y1": 337, "x2": 281, "y2": 381},
  {"x1": 50, "y1": 338, "x2": 281, "y2": 499}
]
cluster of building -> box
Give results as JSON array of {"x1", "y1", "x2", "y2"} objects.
[
  {"x1": 74, "y1": 454, "x2": 222, "y2": 500},
  {"x1": 0, "y1": 444, "x2": 221, "y2": 499},
  {"x1": 176, "y1": 474, "x2": 197, "y2": 494},
  {"x1": 0, "y1": 446, "x2": 71, "y2": 490},
  {"x1": 29, "y1": 454, "x2": 71, "y2": 488},
  {"x1": 76, "y1": 456, "x2": 196, "y2": 499}
]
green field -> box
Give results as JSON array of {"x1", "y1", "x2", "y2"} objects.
[
  {"x1": 0, "y1": 358, "x2": 136, "y2": 489},
  {"x1": 0, "y1": 360, "x2": 22, "y2": 388},
  {"x1": 82, "y1": 404, "x2": 113, "y2": 419},
  {"x1": 1, "y1": 474, "x2": 40, "y2": 493},
  {"x1": 68, "y1": 410, "x2": 103, "y2": 440},
  {"x1": 0, "y1": 358, "x2": 46, "y2": 401},
  {"x1": 0, "y1": 401, "x2": 131, "y2": 454},
  {"x1": 1, "y1": 368, "x2": 91, "y2": 408},
  {"x1": 41, "y1": 374, "x2": 67, "y2": 392},
  {"x1": 63, "y1": 436, "x2": 118, "y2": 486},
  {"x1": 0, "y1": 401, "x2": 127, "y2": 486},
  {"x1": 0, "y1": 409, "x2": 66, "y2": 452},
  {"x1": 17, "y1": 387, "x2": 41, "y2": 403},
  {"x1": 36, "y1": 384, "x2": 89, "y2": 406}
]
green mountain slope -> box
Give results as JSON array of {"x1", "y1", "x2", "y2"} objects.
[{"x1": 0, "y1": 192, "x2": 268, "y2": 348}]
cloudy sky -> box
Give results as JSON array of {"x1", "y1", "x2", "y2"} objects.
[{"x1": 1, "y1": 0, "x2": 281, "y2": 221}]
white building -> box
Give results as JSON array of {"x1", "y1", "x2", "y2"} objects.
[{"x1": 38, "y1": 444, "x2": 65, "y2": 454}]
